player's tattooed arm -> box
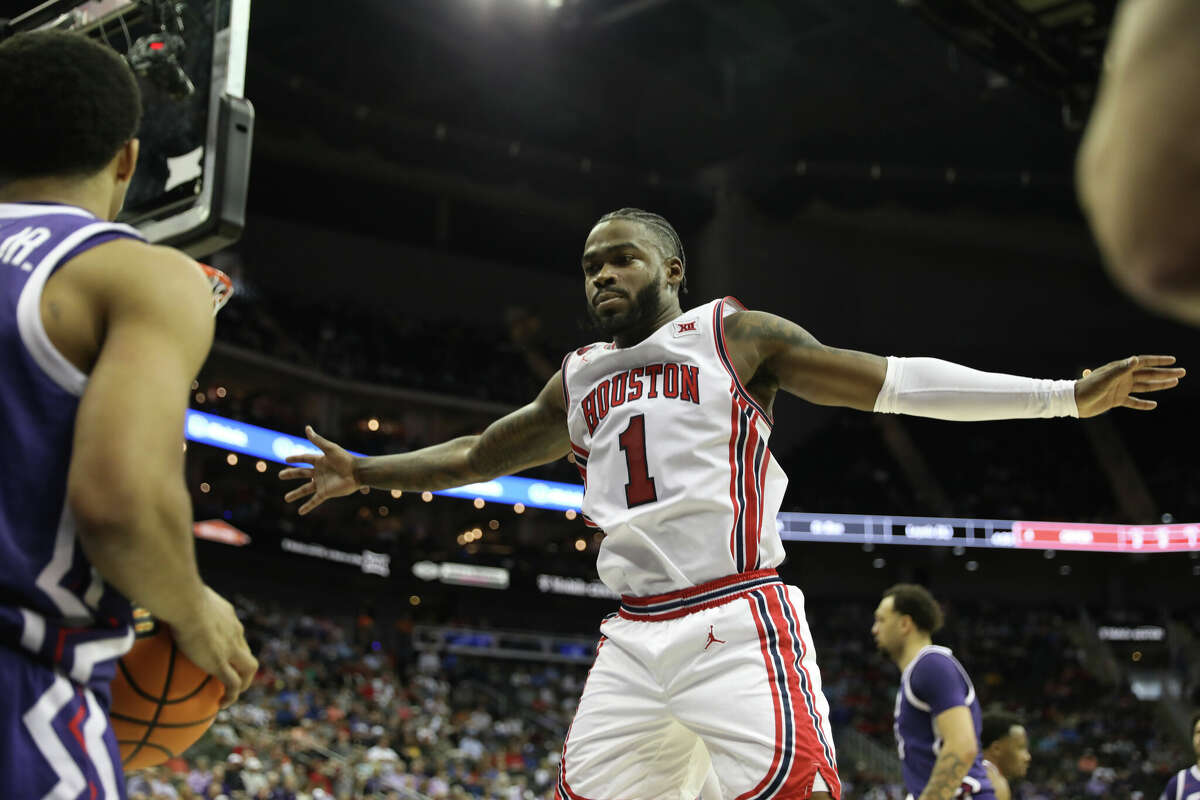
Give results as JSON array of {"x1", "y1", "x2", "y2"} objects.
[
  {"x1": 723, "y1": 310, "x2": 886, "y2": 410},
  {"x1": 916, "y1": 750, "x2": 971, "y2": 800},
  {"x1": 917, "y1": 705, "x2": 979, "y2": 800},
  {"x1": 282, "y1": 372, "x2": 570, "y2": 514}
]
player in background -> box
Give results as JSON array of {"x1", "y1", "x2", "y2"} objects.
[
  {"x1": 283, "y1": 207, "x2": 1181, "y2": 800},
  {"x1": 1077, "y1": 0, "x2": 1200, "y2": 324},
  {"x1": 0, "y1": 30, "x2": 256, "y2": 797},
  {"x1": 1160, "y1": 712, "x2": 1200, "y2": 800},
  {"x1": 980, "y1": 711, "x2": 1031, "y2": 800},
  {"x1": 873, "y1": 585, "x2": 992, "y2": 800}
]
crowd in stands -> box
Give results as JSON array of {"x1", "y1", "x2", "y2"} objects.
[
  {"x1": 148, "y1": 285, "x2": 1198, "y2": 798},
  {"x1": 815, "y1": 599, "x2": 1190, "y2": 799},
  {"x1": 192, "y1": 368, "x2": 1199, "y2": 543},
  {"x1": 217, "y1": 295, "x2": 559, "y2": 407},
  {"x1": 187, "y1": 437, "x2": 598, "y2": 592},
  {"x1": 201, "y1": 291, "x2": 1200, "y2": 526},
  {"x1": 195, "y1": 248, "x2": 1200, "y2": 526},
  {"x1": 126, "y1": 597, "x2": 1192, "y2": 800},
  {"x1": 773, "y1": 409, "x2": 1198, "y2": 524},
  {"x1": 945, "y1": 605, "x2": 1183, "y2": 799},
  {"x1": 126, "y1": 600, "x2": 590, "y2": 800}
]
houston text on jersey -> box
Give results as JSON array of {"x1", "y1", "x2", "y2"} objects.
[{"x1": 579, "y1": 362, "x2": 700, "y2": 434}]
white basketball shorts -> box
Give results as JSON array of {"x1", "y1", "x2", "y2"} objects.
[{"x1": 555, "y1": 569, "x2": 841, "y2": 800}]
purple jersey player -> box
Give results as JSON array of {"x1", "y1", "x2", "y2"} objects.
[
  {"x1": 980, "y1": 710, "x2": 1031, "y2": 800},
  {"x1": 873, "y1": 584, "x2": 994, "y2": 800},
  {"x1": 0, "y1": 30, "x2": 255, "y2": 798},
  {"x1": 1160, "y1": 713, "x2": 1200, "y2": 800}
]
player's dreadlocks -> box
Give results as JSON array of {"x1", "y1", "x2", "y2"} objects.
[{"x1": 596, "y1": 208, "x2": 688, "y2": 295}]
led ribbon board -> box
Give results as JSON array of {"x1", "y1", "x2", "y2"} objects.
[
  {"x1": 185, "y1": 410, "x2": 584, "y2": 511},
  {"x1": 186, "y1": 411, "x2": 1199, "y2": 552},
  {"x1": 777, "y1": 512, "x2": 1200, "y2": 553}
]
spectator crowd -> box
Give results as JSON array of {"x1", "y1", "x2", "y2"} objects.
[{"x1": 126, "y1": 599, "x2": 1193, "y2": 800}]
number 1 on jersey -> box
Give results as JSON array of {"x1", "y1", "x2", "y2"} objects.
[{"x1": 618, "y1": 414, "x2": 658, "y2": 507}]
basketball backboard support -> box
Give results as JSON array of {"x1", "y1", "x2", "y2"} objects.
[{"x1": 1, "y1": 0, "x2": 253, "y2": 258}]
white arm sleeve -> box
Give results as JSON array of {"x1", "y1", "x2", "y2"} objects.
[{"x1": 872, "y1": 356, "x2": 1078, "y2": 421}]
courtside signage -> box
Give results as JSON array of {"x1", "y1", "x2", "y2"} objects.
[{"x1": 280, "y1": 537, "x2": 391, "y2": 577}]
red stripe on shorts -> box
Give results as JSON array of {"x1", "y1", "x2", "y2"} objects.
[
  {"x1": 736, "y1": 593, "x2": 788, "y2": 800},
  {"x1": 557, "y1": 638, "x2": 605, "y2": 800},
  {"x1": 768, "y1": 588, "x2": 841, "y2": 798}
]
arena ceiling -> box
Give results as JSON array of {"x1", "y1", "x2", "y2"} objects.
[
  {"x1": 253, "y1": 0, "x2": 1113, "y2": 170},
  {"x1": 236, "y1": 0, "x2": 1117, "y2": 253},
  {"x1": 0, "y1": 0, "x2": 1120, "y2": 262}
]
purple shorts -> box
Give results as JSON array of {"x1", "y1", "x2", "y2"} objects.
[{"x1": 0, "y1": 645, "x2": 127, "y2": 799}]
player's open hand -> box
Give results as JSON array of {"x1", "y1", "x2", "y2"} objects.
[
  {"x1": 1074, "y1": 355, "x2": 1184, "y2": 417},
  {"x1": 278, "y1": 425, "x2": 362, "y2": 514}
]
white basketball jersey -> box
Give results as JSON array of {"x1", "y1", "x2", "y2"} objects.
[{"x1": 562, "y1": 297, "x2": 787, "y2": 596}]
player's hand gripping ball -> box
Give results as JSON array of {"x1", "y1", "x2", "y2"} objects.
[{"x1": 109, "y1": 608, "x2": 224, "y2": 770}]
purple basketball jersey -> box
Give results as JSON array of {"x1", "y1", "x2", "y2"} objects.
[
  {"x1": 0, "y1": 202, "x2": 147, "y2": 696},
  {"x1": 1, "y1": 202, "x2": 150, "y2": 798},
  {"x1": 1161, "y1": 765, "x2": 1200, "y2": 800},
  {"x1": 894, "y1": 645, "x2": 993, "y2": 799}
]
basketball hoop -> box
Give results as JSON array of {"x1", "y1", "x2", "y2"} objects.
[{"x1": 199, "y1": 263, "x2": 233, "y2": 315}]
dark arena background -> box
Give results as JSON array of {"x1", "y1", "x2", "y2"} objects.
[{"x1": 3, "y1": 0, "x2": 1199, "y2": 798}]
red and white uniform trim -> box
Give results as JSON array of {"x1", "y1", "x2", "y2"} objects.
[
  {"x1": 561, "y1": 298, "x2": 787, "y2": 597},
  {"x1": 618, "y1": 568, "x2": 781, "y2": 621},
  {"x1": 557, "y1": 579, "x2": 841, "y2": 800}
]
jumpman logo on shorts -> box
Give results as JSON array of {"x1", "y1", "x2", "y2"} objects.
[{"x1": 704, "y1": 625, "x2": 726, "y2": 650}]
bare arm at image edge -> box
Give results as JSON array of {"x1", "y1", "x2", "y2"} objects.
[
  {"x1": 67, "y1": 241, "x2": 213, "y2": 623},
  {"x1": 917, "y1": 706, "x2": 978, "y2": 800},
  {"x1": 1078, "y1": 0, "x2": 1200, "y2": 323},
  {"x1": 66, "y1": 240, "x2": 256, "y2": 704}
]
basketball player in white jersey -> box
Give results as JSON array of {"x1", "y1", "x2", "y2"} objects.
[
  {"x1": 0, "y1": 30, "x2": 256, "y2": 798},
  {"x1": 281, "y1": 207, "x2": 1182, "y2": 800}
]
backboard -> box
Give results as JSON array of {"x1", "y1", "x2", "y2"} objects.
[{"x1": 1, "y1": 0, "x2": 253, "y2": 257}]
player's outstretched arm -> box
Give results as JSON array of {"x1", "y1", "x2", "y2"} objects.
[
  {"x1": 918, "y1": 706, "x2": 977, "y2": 800},
  {"x1": 1077, "y1": 0, "x2": 1200, "y2": 324},
  {"x1": 726, "y1": 310, "x2": 1184, "y2": 419},
  {"x1": 66, "y1": 240, "x2": 257, "y2": 706},
  {"x1": 723, "y1": 309, "x2": 888, "y2": 410},
  {"x1": 280, "y1": 371, "x2": 571, "y2": 515}
]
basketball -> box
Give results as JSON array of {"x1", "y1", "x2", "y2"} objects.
[{"x1": 109, "y1": 609, "x2": 223, "y2": 770}]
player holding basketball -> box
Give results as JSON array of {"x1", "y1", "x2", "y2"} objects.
[
  {"x1": 980, "y1": 711, "x2": 1031, "y2": 800},
  {"x1": 0, "y1": 31, "x2": 256, "y2": 798},
  {"x1": 283, "y1": 208, "x2": 1181, "y2": 800},
  {"x1": 873, "y1": 585, "x2": 992, "y2": 800},
  {"x1": 1160, "y1": 712, "x2": 1200, "y2": 800}
]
